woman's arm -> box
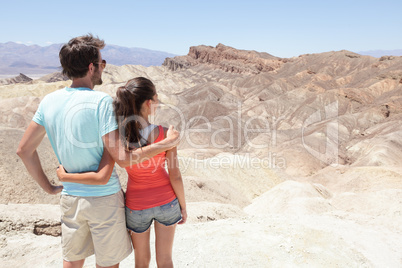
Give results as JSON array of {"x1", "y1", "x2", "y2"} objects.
[
  {"x1": 103, "y1": 125, "x2": 180, "y2": 168},
  {"x1": 57, "y1": 147, "x2": 115, "y2": 185},
  {"x1": 166, "y1": 146, "x2": 187, "y2": 224}
]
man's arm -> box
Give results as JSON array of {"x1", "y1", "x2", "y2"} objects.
[
  {"x1": 16, "y1": 121, "x2": 63, "y2": 194},
  {"x1": 103, "y1": 125, "x2": 180, "y2": 168}
]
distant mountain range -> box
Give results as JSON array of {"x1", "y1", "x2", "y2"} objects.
[
  {"x1": 356, "y1": 49, "x2": 402, "y2": 58},
  {"x1": 0, "y1": 42, "x2": 177, "y2": 76},
  {"x1": 1, "y1": 41, "x2": 401, "y2": 77}
]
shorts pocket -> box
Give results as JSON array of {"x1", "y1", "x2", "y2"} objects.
[
  {"x1": 156, "y1": 199, "x2": 181, "y2": 226},
  {"x1": 125, "y1": 207, "x2": 152, "y2": 233},
  {"x1": 159, "y1": 198, "x2": 179, "y2": 211},
  {"x1": 60, "y1": 195, "x2": 76, "y2": 216}
]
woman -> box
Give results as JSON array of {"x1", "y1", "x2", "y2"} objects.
[{"x1": 57, "y1": 77, "x2": 187, "y2": 268}]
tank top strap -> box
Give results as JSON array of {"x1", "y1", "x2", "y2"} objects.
[
  {"x1": 156, "y1": 125, "x2": 165, "y2": 142},
  {"x1": 139, "y1": 124, "x2": 158, "y2": 144}
]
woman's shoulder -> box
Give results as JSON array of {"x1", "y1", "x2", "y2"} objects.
[
  {"x1": 161, "y1": 125, "x2": 169, "y2": 139},
  {"x1": 154, "y1": 125, "x2": 169, "y2": 139},
  {"x1": 146, "y1": 124, "x2": 167, "y2": 143}
]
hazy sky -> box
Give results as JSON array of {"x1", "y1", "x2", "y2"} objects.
[{"x1": 2, "y1": 0, "x2": 401, "y2": 57}]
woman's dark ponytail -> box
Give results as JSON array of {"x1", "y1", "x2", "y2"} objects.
[{"x1": 113, "y1": 77, "x2": 156, "y2": 150}]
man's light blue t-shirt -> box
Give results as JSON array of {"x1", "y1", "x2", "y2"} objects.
[{"x1": 33, "y1": 87, "x2": 121, "y2": 196}]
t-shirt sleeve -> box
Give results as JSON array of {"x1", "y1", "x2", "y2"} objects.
[
  {"x1": 32, "y1": 100, "x2": 44, "y2": 126},
  {"x1": 98, "y1": 95, "x2": 118, "y2": 136}
]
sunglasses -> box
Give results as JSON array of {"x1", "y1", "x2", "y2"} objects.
[{"x1": 93, "y1": 59, "x2": 106, "y2": 69}]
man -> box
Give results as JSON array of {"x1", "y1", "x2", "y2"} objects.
[{"x1": 16, "y1": 34, "x2": 180, "y2": 268}]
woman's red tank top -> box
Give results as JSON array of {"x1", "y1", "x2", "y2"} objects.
[{"x1": 125, "y1": 125, "x2": 176, "y2": 210}]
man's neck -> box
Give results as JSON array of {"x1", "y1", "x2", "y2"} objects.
[{"x1": 70, "y1": 77, "x2": 94, "y2": 90}]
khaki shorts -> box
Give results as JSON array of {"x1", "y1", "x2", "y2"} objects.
[{"x1": 60, "y1": 190, "x2": 132, "y2": 266}]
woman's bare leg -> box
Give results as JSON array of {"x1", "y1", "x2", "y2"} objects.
[
  {"x1": 154, "y1": 221, "x2": 177, "y2": 268},
  {"x1": 130, "y1": 228, "x2": 151, "y2": 268}
]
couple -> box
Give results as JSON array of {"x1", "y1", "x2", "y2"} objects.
[{"x1": 17, "y1": 34, "x2": 186, "y2": 268}]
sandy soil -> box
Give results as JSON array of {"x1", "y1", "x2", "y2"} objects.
[{"x1": 1, "y1": 192, "x2": 401, "y2": 268}]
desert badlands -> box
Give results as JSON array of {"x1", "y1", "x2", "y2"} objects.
[{"x1": 1, "y1": 44, "x2": 402, "y2": 267}]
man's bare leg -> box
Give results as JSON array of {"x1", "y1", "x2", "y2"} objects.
[
  {"x1": 96, "y1": 263, "x2": 120, "y2": 268},
  {"x1": 63, "y1": 259, "x2": 85, "y2": 268}
]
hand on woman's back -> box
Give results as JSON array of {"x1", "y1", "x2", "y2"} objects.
[{"x1": 166, "y1": 125, "x2": 180, "y2": 146}]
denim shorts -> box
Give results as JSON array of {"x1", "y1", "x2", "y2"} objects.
[{"x1": 125, "y1": 198, "x2": 182, "y2": 233}]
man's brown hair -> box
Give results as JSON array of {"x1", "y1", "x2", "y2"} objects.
[{"x1": 59, "y1": 34, "x2": 105, "y2": 79}]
